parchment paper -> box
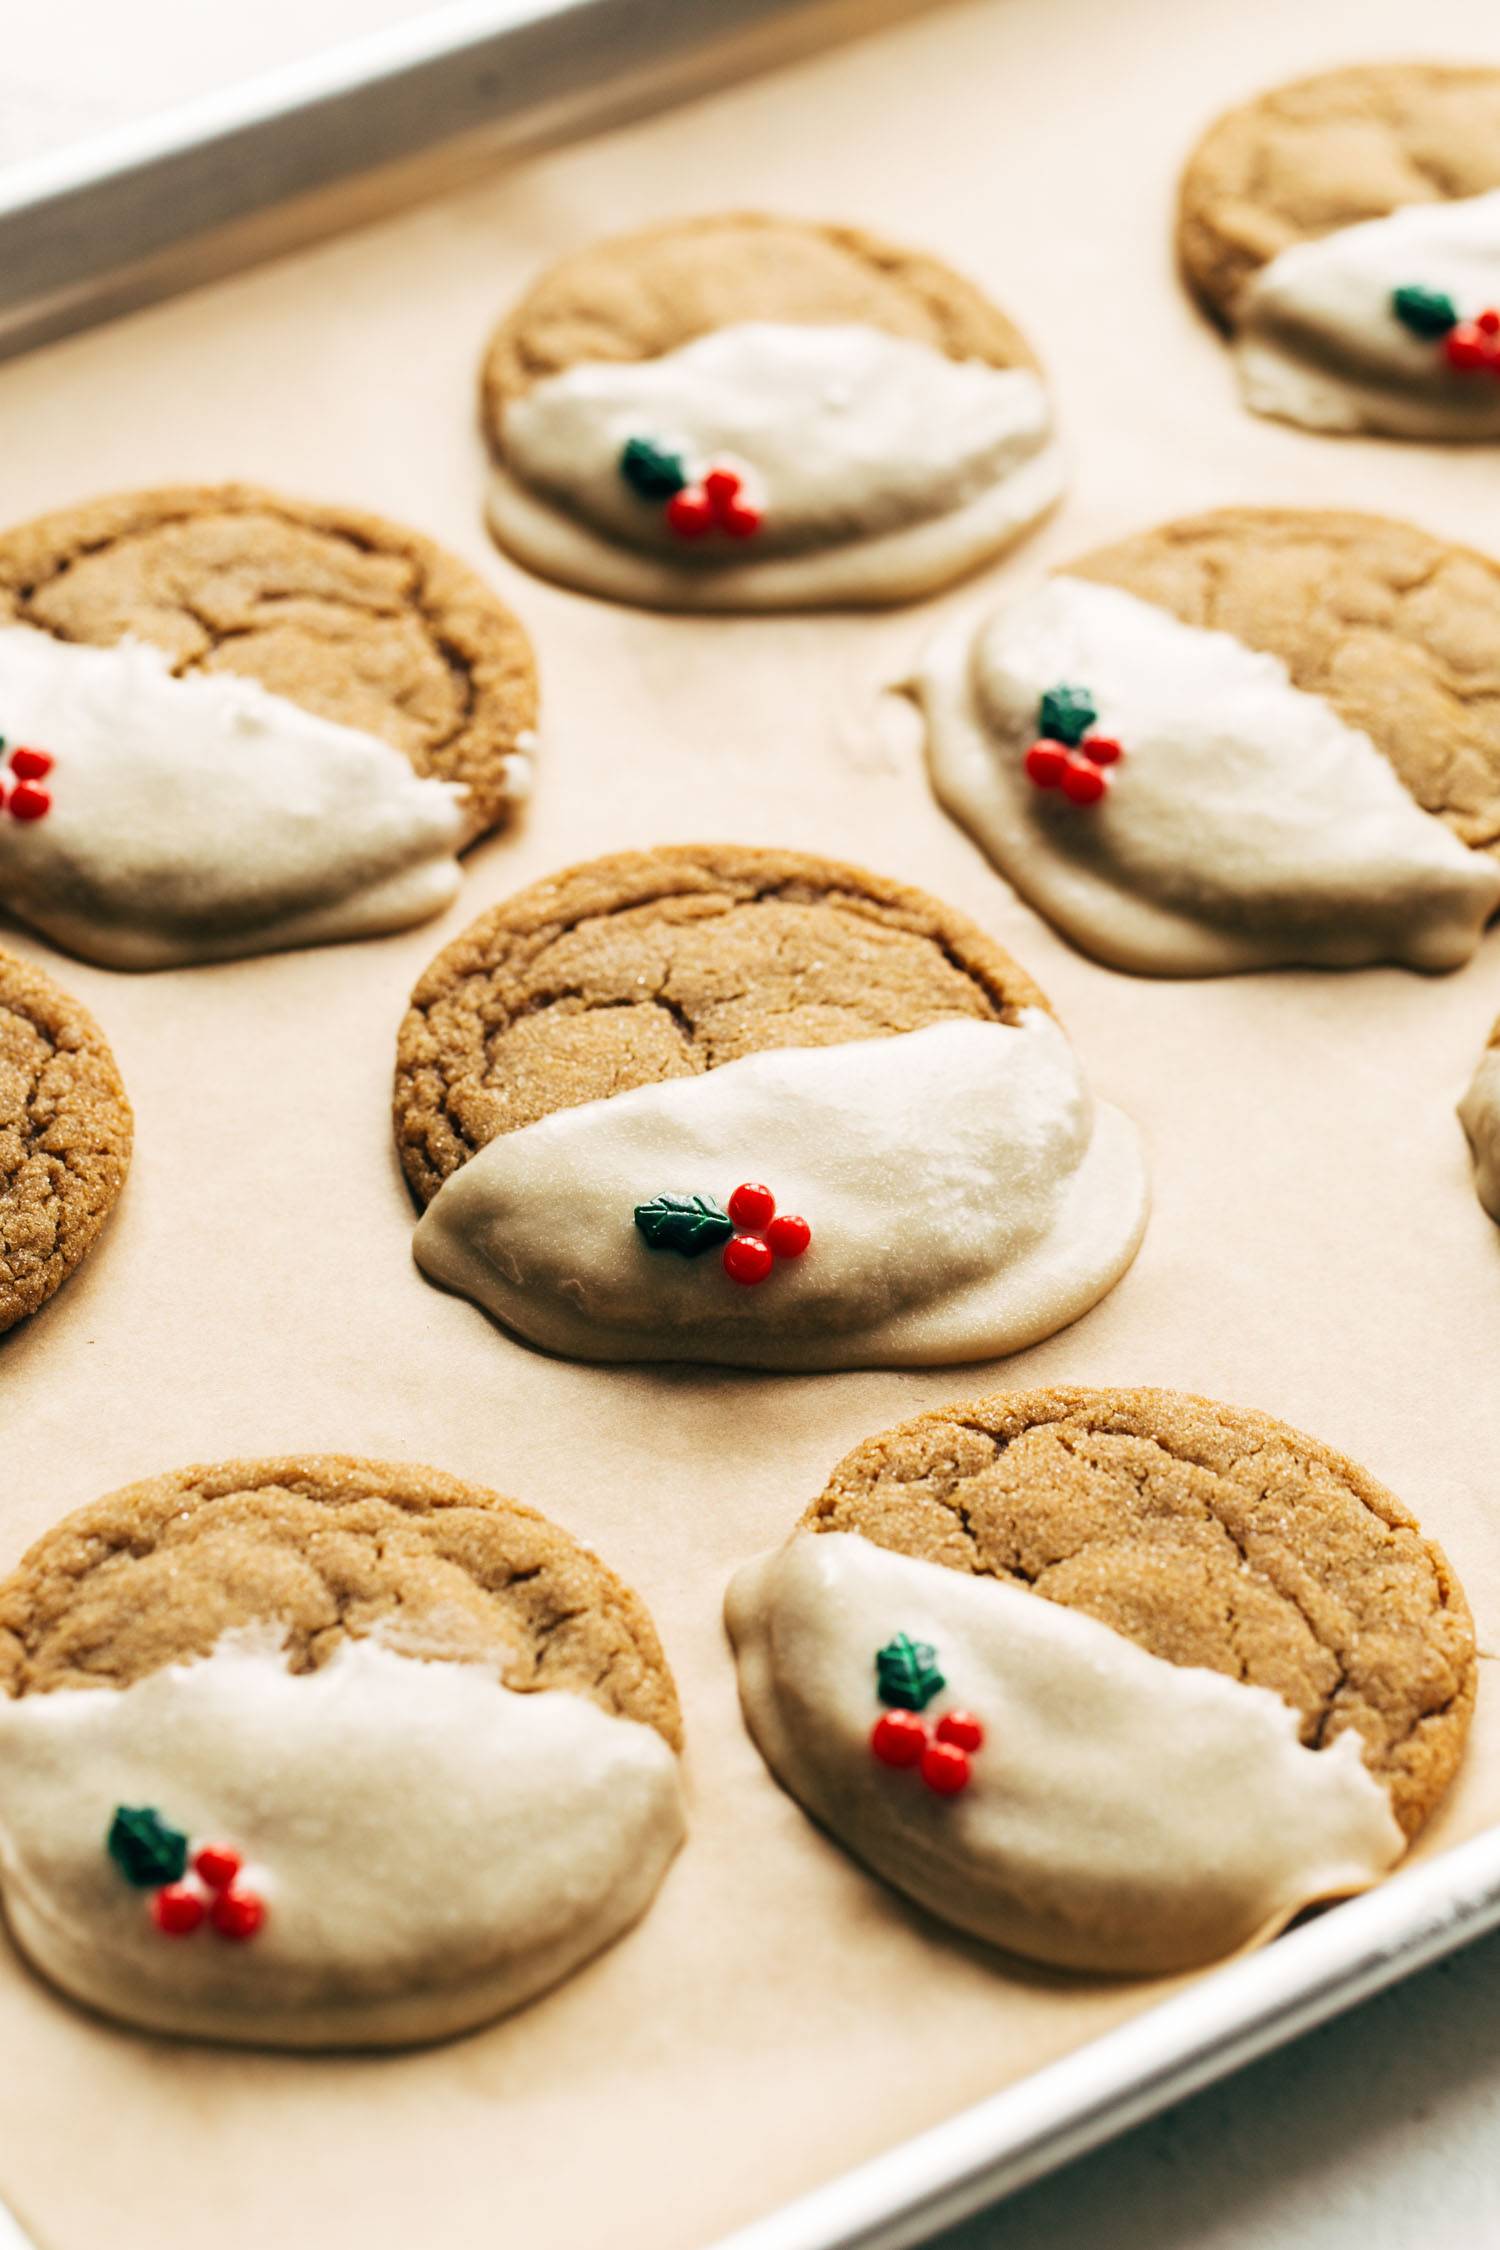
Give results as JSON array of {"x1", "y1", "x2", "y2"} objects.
[{"x1": 2, "y1": 1, "x2": 1500, "y2": 2243}]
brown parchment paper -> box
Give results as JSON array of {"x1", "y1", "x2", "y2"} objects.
[{"x1": 3, "y1": 1, "x2": 1500, "y2": 2243}]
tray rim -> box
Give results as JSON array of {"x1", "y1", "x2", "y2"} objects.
[{"x1": 4, "y1": 7, "x2": 1500, "y2": 2248}]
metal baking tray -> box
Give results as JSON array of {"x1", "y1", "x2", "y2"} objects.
[{"x1": 5, "y1": 6, "x2": 1500, "y2": 2247}]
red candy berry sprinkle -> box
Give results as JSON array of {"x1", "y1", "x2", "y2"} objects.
[
  {"x1": 765, "y1": 1212, "x2": 812, "y2": 1260},
  {"x1": 9, "y1": 747, "x2": 53, "y2": 782},
  {"x1": 193, "y1": 1844, "x2": 243, "y2": 1892},
  {"x1": 870, "y1": 1710, "x2": 928, "y2": 1768},
  {"x1": 935, "y1": 1710, "x2": 984, "y2": 1753},
  {"x1": 665, "y1": 462, "x2": 763, "y2": 542},
  {"x1": 211, "y1": 1888, "x2": 267, "y2": 1942},
  {"x1": 920, "y1": 1740, "x2": 972, "y2": 1796},
  {"x1": 728, "y1": 1181, "x2": 776, "y2": 1232},
  {"x1": 1024, "y1": 723, "x2": 1123, "y2": 806},
  {"x1": 1024, "y1": 740, "x2": 1070, "y2": 788},
  {"x1": 1061, "y1": 759, "x2": 1107, "y2": 806},
  {"x1": 665, "y1": 487, "x2": 714, "y2": 537},
  {"x1": 152, "y1": 1883, "x2": 207, "y2": 1937},
  {"x1": 1445, "y1": 322, "x2": 1493, "y2": 372},
  {"x1": 1, "y1": 742, "x2": 56, "y2": 823},
  {"x1": 722, "y1": 1232, "x2": 775, "y2": 1287}
]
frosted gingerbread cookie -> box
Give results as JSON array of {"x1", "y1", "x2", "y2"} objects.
[
  {"x1": 480, "y1": 214, "x2": 1063, "y2": 609},
  {"x1": 917, "y1": 508, "x2": 1500, "y2": 976},
  {"x1": 1459, "y1": 1013, "x2": 1500, "y2": 1221},
  {"x1": 396, "y1": 847, "x2": 1146, "y2": 1369},
  {"x1": 1, "y1": 946, "x2": 131, "y2": 1333},
  {"x1": 727, "y1": 1387, "x2": 1474, "y2": 1975},
  {"x1": 0, "y1": 485, "x2": 538, "y2": 969},
  {"x1": 1179, "y1": 64, "x2": 1500, "y2": 437},
  {"x1": 0, "y1": 1456, "x2": 684, "y2": 2047}
]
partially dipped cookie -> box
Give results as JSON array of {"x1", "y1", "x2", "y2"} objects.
[
  {"x1": 0, "y1": 946, "x2": 131, "y2": 1332},
  {"x1": 1179, "y1": 64, "x2": 1500, "y2": 438},
  {"x1": 917, "y1": 508, "x2": 1500, "y2": 975},
  {"x1": 481, "y1": 214, "x2": 1062, "y2": 609},
  {"x1": 0, "y1": 486, "x2": 537, "y2": 969},
  {"x1": 0, "y1": 1458, "x2": 684, "y2": 2046},
  {"x1": 727, "y1": 1389, "x2": 1474, "y2": 1975},
  {"x1": 396, "y1": 847, "x2": 1147, "y2": 1369}
]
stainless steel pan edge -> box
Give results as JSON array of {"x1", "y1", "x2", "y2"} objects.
[{"x1": 711, "y1": 1821, "x2": 1500, "y2": 2249}]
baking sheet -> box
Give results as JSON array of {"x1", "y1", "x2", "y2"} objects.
[{"x1": 2, "y1": 0, "x2": 1500, "y2": 2245}]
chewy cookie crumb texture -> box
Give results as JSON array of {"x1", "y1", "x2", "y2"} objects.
[
  {"x1": 108, "y1": 1805, "x2": 267, "y2": 1944},
  {"x1": 0, "y1": 737, "x2": 54, "y2": 822},
  {"x1": 869, "y1": 1632, "x2": 985, "y2": 1797},
  {"x1": 633, "y1": 1179, "x2": 812, "y2": 1289}
]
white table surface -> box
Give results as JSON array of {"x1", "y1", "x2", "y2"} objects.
[{"x1": 5, "y1": 6, "x2": 1499, "y2": 2249}]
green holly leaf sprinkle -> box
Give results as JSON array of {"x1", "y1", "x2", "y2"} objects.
[
  {"x1": 108, "y1": 1805, "x2": 188, "y2": 1889},
  {"x1": 875, "y1": 1632, "x2": 945, "y2": 1711},
  {"x1": 1392, "y1": 284, "x2": 1459, "y2": 339},
  {"x1": 1038, "y1": 684, "x2": 1097, "y2": 746},
  {"x1": 620, "y1": 437, "x2": 688, "y2": 501},
  {"x1": 633, "y1": 1192, "x2": 734, "y2": 1257}
]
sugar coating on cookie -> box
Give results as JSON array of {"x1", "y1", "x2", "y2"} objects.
[
  {"x1": 1459, "y1": 1015, "x2": 1500, "y2": 1222},
  {"x1": 0, "y1": 1458, "x2": 683, "y2": 2047},
  {"x1": 395, "y1": 846, "x2": 1147, "y2": 1370},
  {"x1": 0, "y1": 486, "x2": 538, "y2": 969},
  {"x1": 917, "y1": 509, "x2": 1500, "y2": 976},
  {"x1": 726, "y1": 1388, "x2": 1474, "y2": 1975},
  {"x1": 1178, "y1": 65, "x2": 1500, "y2": 437},
  {"x1": 0, "y1": 945, "x2": 132, "y2": 1332},
  {"x1": 480, "y1": 215, "x2": 1063, "y2": 609}
]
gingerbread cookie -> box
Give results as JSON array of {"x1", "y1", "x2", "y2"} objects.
[
  {"x1": 0, "y1": 1456, "x2": 683, "y2": 2046},
  {"x1": 1459, "y1": 1011, "x2": 1500, "y2": 1221},
  {"x1": 395, "y1": 845, "x2": 1146, "y2": 1369},
  {"x1": 0, "y1": 485, "x2": 538, "y2": 969},
  {"x1": 481, "y1": 214, "x2": 1062, "y2": 609},
  {"x1": 727, "y1": 1387, "x2": 1474, "y2": 1975},
  {"x1": 1179, "y1": 64, "x2": 1500, "y2": 436},
  {"x1": 917, "y1": 508, "x2": 1500, "y2": 975},
  {"x1": 1, "y1": 946, "x2": 131, "y2": 1333}
]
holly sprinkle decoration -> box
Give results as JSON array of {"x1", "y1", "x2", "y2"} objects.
[
  {"x1": 107, "y1": 1808, "x2": 267, "y2": 1943},
  {"x1": 618, "y1": 437, "x2": 764, "y2": 541},
  {"x1": 0, "y1": 737, "x2": 55, "y2": 823},
  {"x1": 869, "y1": 1638, "x2": 986, "y2": 1796},
  {"x1": 634, "y1": 1180, "x2": 811, "y2": 1286},
  {"x1": 1391, "y1": 283, "x2": 1500, "y2": 377},
  {"x1": 1024, "y1": 682, "x2": 1123, "y2": 805}
]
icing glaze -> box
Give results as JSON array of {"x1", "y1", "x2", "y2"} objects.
[
  {"x1": 725, "y1": 1532, "x2": 1404, "y2": 1974},
  {"x1": 1459, "y1": 1045, "x2": 1500, "y2": 1223},
  {"x1": 412, "y1": 1015, "x2": 1147, "y2": 1370},
  {"x1": 918, "y1": 576, "x2": 1500, "y2": 975},
  {"x1": 1235, "y1": 190, "x2": 1500, "y2": 438},
  {"x1": 0, "y1": 1633, "x2": 684, "y2": 2046},
  {"x1": 0, "y1": 626, "x2": 471, "y2": 969},
  {"x1": 489, "y1": 321, "x2": 1063, "y2": 608}
]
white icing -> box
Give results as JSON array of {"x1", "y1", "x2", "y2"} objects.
[
  {"x1": 0, "y1": 1634, "x2": 684, "y2": 2048},
  {"x1": 726, "y1": 1533, "x2": 1404, "y2": 1974},
  {"x1": 919, "y1": 576, "x2": 1500, "y2": 976},
  {"x1": 413, "y1": 1015, "x2": 1147, "y2": 1370},
  {"x1": 1235, "y1": 190, "x2": 1500, "y2": 438},
  {"x1": 1459, "y1": 1045, "x2": 1500, "y2": 1222},
  {"x1": 489, "y1": 322, "x2": 1064, "y2": 609},
  {"x1": 0, "y1": 626, "x2": 471, "y2": 969}
]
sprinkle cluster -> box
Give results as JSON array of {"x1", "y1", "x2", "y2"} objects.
[
  {"x1": 868, "y1": 1633, "x2": 985, "y2": 1796},
  {"x1": 0, "y1": 740, "x2": 54, "y2": 823},
  {"x1": 633, "y1": 1183, "x2": 811, "y2": 1287},
  {"x1": 107, "y1": 1806, "x2": 267, "y2": 1943},
  {"x1": 1392, "y1": 284, "x2": 1500, "y2": 378},
  {"x1": 1023, "y1": 684, "x2": 1122, "y2": 805},
  {"x1": 619, "y1": 437, "x2": 764, "y2": 541}
]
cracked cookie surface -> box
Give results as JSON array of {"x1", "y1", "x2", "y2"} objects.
[
  {"x1": 0, "y1": 946, "x2": 131, "y2": 1334},
  {"x1": 0, "y1": 1455, "x2": 681, "y2": 1747},
  {"x1": 393, "y1": 844, "x2": 1049, "y2": 1206},
  {"x1": 802, "y1": 1386, "x2": 1474, "y2": 1839},
  {"x1": 480, "y1": 211, "x2": 1038, "y2": 448},
  {"x1": 1178, "y1": 63, "x2": 1500, "y2": 326},
  {"x1": 1071, "y1": 508, "x2": 1500, "y2": 856},
  {"x1": 0, "y1": 485, "x2": 537, "y2": 837}
]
